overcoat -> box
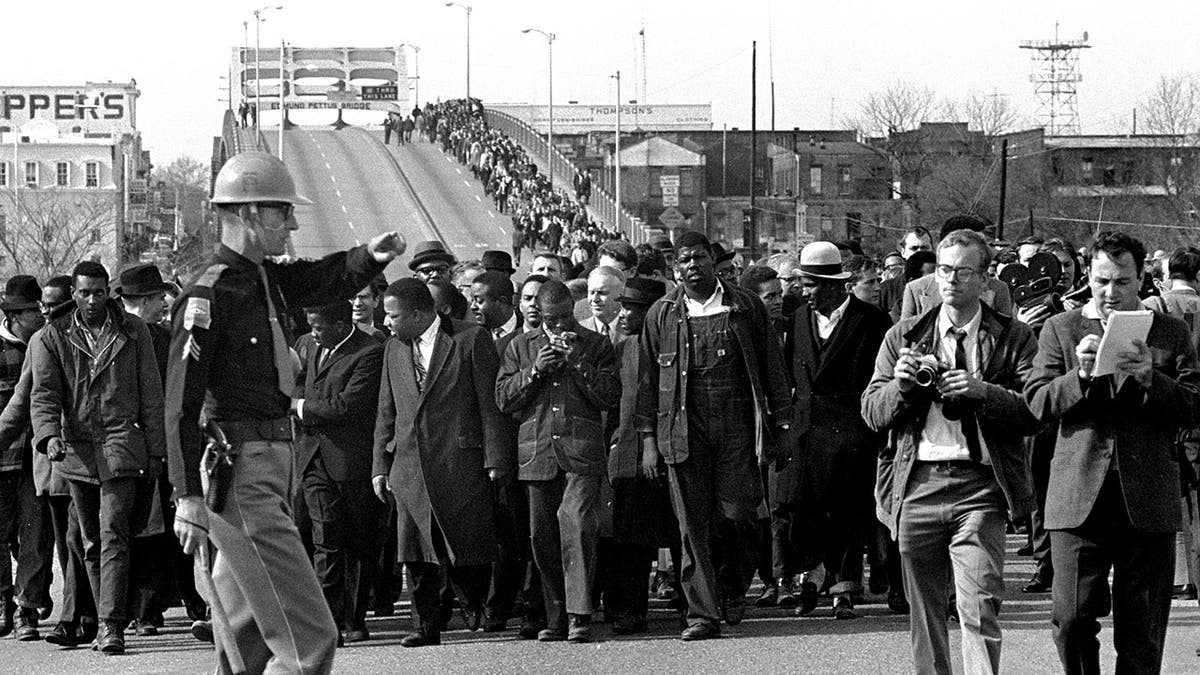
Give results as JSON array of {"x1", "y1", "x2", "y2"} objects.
[{"x1": 372, "y1": 317, "x2": 512, "y2": 566}]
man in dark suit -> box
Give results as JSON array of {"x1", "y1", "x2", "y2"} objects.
[
  {"x1": 1025, "y1": 230, "x2": 1200, "y2": 674},
  {"x1": 372, "y1": 279, "x2": 511, "y2": 648},
  {"x1": 496, "y1": 280, "x2": 621, "y2": 643},
  {"x1": 775, "y1": 242, "x2": 892, "y2": 620},
  {"x1": 863, "y1": 228, "x2": 1039, "y2": 675},
  {"x1": 292, "y1": 302, "x2": 384, "y2": 644}
]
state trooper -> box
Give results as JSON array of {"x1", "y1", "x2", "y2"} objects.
[{"x1": 165, "y1": 151, "x2": 405, "y2": 674}]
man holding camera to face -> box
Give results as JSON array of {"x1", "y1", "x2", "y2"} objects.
[{"x1": 863, "y1": 228, "x2": 1040, "y2": 675}]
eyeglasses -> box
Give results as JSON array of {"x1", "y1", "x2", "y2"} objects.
[
  {"x1": 935, "y1": 265, "x2": 980, "y2": 281},
  {"x1": 257, "y1": 202, "x2": 295, "y2": 220},
  {"x1": 415, "y1": 263, "x2": 450, "y2": 277}
]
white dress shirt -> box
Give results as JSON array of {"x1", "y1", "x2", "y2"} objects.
[
  {"x1": 684, "y1": 283, "x2": 728, "y2": 318},
  {"x1": 815, "y1": 296, "x2": 851, "y2": 340},
  {"x1": 494, "y1": 312, "x2": 518, "y2": 340},
  {"x1": 414, "y1": 314, "x2": 442, "y2": 374},
  {"x1": 916, "y1": 304, "x2": 991, "y2": 464}
]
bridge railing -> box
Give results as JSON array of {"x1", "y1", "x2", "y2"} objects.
[{"x1": 484, "y1": 108, "x2": 646, "y2": 244}]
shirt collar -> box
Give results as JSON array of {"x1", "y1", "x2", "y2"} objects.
[
  {"x1": 1082, "y1": 301, "x2": 1105, "y2": 322},
  {"x1": 328, "y1": 325, "x2": 358, "y2": 354},
  {"x1": 684, "y1": 282, "x2": 724, "y2": 311},
  {"x1": 818, "y1": 296, "x2": 850, "y2": 321},
  {"x1": 938, "y1": 302, "x2": 983, "y2": 339},
  {"x1": 496, "y1": 312, "x2": 518, "y2": 337},
  {"x1": 416, "y1": 314, "x2": 441, "y2": 346}
]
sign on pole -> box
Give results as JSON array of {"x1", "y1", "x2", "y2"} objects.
[{"x1": 658, "y1": 206, "x2": 685, "y2": 228}]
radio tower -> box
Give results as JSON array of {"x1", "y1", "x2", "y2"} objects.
[{"x1": 1019, "y1": 23, "x2": 1090, "y2": 135}]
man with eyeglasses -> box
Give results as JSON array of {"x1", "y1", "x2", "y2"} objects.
[
  {"x1": 863, "y1": 227, "x2": 1038, "y2": 675},
  {"x1": 165, "y1": 151, "x2": 406, "y2": 674},
  {"x1": 900, "y1": 217, "x2": 1013, "y2": 321},
  {"x1": 408, "y1": 241, "x2": 457, "y2": 282}
]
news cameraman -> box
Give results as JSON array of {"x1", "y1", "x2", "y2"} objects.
[{"x1": 863, "y1": 227, "x2": 1039, "y2": 675}]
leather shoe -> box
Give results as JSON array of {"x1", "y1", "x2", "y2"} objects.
[
  {"x1": 0, "y1": 594, "x2": 14, "y2": 638},
  {"x1": 795, "y1": 581, "x2": 819, "y2": 616},
  {"x1": 1016, "y1": 544, "x2": 1033, "y2": 556},
  {"x1": 518, "y1": 619, "x2": 545, "y2": 640},
  {"x1": 400, "y1": 626, "x2": 441, "y2": 648},
  {"x1": 1022, "y1": 574, "x2": 1053, "y2": 594},
  {"x1": 38, "y1": 599, "x2": 53, "y2": 622},
  {"x1": 680, "y1": 622, "x2": 720, "y2": 641},
  {"x1": 343, "y1": 626, "x2": 370, "y2": 643},
  {"x1": 45, "y1": 622, "x2": 85, "y2": 648},
  {"x1": 776, "y1": 578, "x2": 798, "y2": 608},
  {"x1": 1173, "y1": 583, "x2": 1197, "y2": 601},
  {"x1": 754, "y1": 583, "x2": 779, "y2": 608},
  {"x1": 537, "y1": 625, "x2": 567, "y2": 642},
  {"x1": 833, "y1": 595, "x2": 857, "y2": 620},
  {"x1": 133, "y1": 619, "x2": 158, "y2": 636},
  {"x1": 185, "y1": 598, "x2": 208, "y2": 622},
  {"x1": 191, "y1": 620, "x2": 214, "y2": 644},
  {"x1": 96, "y1": 621, "x2": 125, "y2": 654},
  {"x1": 567, "y1": 614, "x2": 592, "y2": 643},
  {"x1": 611, "y1": 614, "x2": 647, "y2": 635},
  {"x1": 483, "y1": 610, "x2": 507, "y2": 633},
  {"x1": 14, "y1": 607, "x2": 40, "y2": 641},
  {"x1": 887, "y1": 588, "x2": 910, "y2": 615}
]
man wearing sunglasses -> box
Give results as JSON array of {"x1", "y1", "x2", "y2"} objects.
[{"x1": 165, "y1": 151, "x2": 407, "y2": 674}]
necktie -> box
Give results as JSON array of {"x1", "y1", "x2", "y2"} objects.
[
  {"x1": 412, "y1": 338, "x2": 426, "y2": 393},
  {"x1": 951, "y1": 328, "x2": 983, "y2": 463},
  {"x1": 317, "y1": 347, "x2": 329, "y2": 370},
  {"x1": 259, "y1": 266, "x2": 293, "y2": 397},
  {"x1": 601, "y1": 322, "x2": 611, "y2": 340}
]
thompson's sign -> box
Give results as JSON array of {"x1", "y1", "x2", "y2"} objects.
[
  {"x1": 0, "y1": 83, "x2": 139, "y2": 134},
  {"x1": 489, "y1": 103, "x2": 712, "y2": 134}
]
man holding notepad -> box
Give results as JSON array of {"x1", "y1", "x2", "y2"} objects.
[{"x1": 1026, "y1": 231, "x2": 1200, "y2": 675}]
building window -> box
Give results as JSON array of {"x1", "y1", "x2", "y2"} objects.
[
  {"x1": 90, "y1": 228, "x2": 102, "y2": 245},
  {"x1": 56, "y1": 161, "x2": 70, "y2": 187},
  {"x1": 820, "y1": 215, "x2": 832, "y2": 232},
  {"x1": 24, "y1": 161, "x2": 38, "y2": 188},
  {"x1": 680, "y1": 167, "x2": 695, "y2": 197},
  {"x1": 809, "y1": 165, "x2": 823, "y2": 195},
  {"x1": 846, "y1": 211, "x2": 862, "y2": 240},
  {"x1": 0, "y1": 213, "x2": 5, "y2": 238},
  {"x1": 838, "y1": 166, "x2": 852, "y2": 195},
  {"x1": 1081, "y1": 157, "x2": 1094, "y2": 184},
  {"x1": 648, "y1": 167, "x2": 662, "y2": 197},
  {"x1": 85, "y1": 162, "x2": 99, "y2": 188},
  {"x1": 0, "y1": 161, "x2": 7, "y2": 188}
]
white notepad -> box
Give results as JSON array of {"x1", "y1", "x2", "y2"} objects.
[{"x1": 1093, "y1": 310, "x2": 1153, "y2": 377}]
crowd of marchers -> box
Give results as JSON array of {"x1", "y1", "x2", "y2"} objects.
[{"x1": 2, "y1": 121, "x2": 1200, "y2": 675}]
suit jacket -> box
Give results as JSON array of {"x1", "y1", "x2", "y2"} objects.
[
  {"x1": 607, "y1": 339, "x2": 642, "y2": 481},
  {"x1": 496, "y1": 325, "x2": 621, "y2": 480},
  {"x1": 579, "y1": 314, "x2": 624, "y2": 346},
  {"x1": 878, "y1": 276, "x2": 906, "y2": 323},
  {"x1": 900, "y1": 274, "x2": 1012, "y2": 320},
  {"x1": 1024, "y1": 308, "x2": 1200, "y2": 532},
  {"x1": 372, "y1": 318, "x2": 511, "y2": 566},
  {"x1": 862, "y1": 303, "x2": 1040, "y2": 538},
  {"x1": 294, "y1": 328, "x2": 384, "y2": 484}
]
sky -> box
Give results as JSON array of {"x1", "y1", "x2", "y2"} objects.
[{"x1": 6, "y1": 0, "x2": 1200, "y2": 166}]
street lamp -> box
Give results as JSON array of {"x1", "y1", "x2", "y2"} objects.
[
  {"x1": 611, "y1": 70, "x2": 622, "y2": 236},
  {"x1": 521, "y1": 28, "x2": 555, "y2": 178},
  {"x1": 444, "y1": 2, "x2": 472, "y2": 102},
  {"x1": 399, "y1": 43, "x2": 421, "y2": 108},
  {"x1": 253, "y1": 4, "x2": 283, "y2": 146}
]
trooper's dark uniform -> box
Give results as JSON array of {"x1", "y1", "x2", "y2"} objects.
[{"x1": 166, "y1": 241, "x2": 383, "y2": 673}]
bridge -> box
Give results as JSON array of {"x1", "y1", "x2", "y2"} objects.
[{"x1": 212, "y1": 99, "x2": 643, "y2": 271}]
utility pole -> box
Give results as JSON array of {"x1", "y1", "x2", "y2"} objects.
[
  {"x1": 278, "y1": 39, "x2": 286, "y2": 160},
  {"x1": 614, "y1": 70, "x2": 622, "y2": 236},
  {"x1": 997, "y1": 138, "x2": 1009, "y2": 240},
  {"x1": 749, "y1": 41, "x2": 758, "y2": 260}
]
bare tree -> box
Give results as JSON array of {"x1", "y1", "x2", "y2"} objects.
[
  {"x1": 844, "y1": 81, "x2": 938, "y2": 137},
  {"x1": 0, "y1": 190, "x2": 117, "y2": 280},
  {"x1": 1137, "y1": 74, "x2": 1200, "y2": 224},
  {"x1": 945, "y1": 92, "x2": 1027, "y2": 136}
]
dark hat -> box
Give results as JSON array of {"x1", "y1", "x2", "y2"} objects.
[
  {"x1": 617, "y1": 277, "x2": 667, "y2": 306},
  {"x1": 710, "y1": 243, "x2": 736, "y2": 264},
  {"x1": 481, "y1": 250, "x2": 515, "y2": 274},
  {"x1": 116, "y1": 264, "x2": 172, "y2": 297},
  {"x1": 1, "y1": 275, "x2": 42, "y2": 311},
  {"x1": 407, "y1": 240, "x2": 458, "y2": 271}
]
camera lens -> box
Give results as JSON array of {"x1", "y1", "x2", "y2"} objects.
[{"x1": 914, "y1": 365, "x2": 937, "y2": 388}]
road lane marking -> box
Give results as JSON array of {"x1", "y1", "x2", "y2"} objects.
[
  {"x1": 336, "y1": 190, "x2": 342, "y2": 197},
  {"x1": 347, "y1": 222, "x2": 355, "y2": 229},
  {"x1": 325, "y1": 162, "x2": 331, "y2": 169},
  {"x1": 456, "y1": 168, "x2": 462, "y2": 175},
  {"x1": 474, "y1": 195, "x2": 482, "y2": 202},
  {"x1": 463, "y1": 180, "x2": 471, "y2": 187},
  {"x1": 355, "y1": 238, "x2": 361, "y2": 245},
  {"x1": 330, "y1": 175, "x2": 337, "y2": 183},
  {"x1": 342, "y1": 205, "x2": 348, "y2": 213},
  {"x1": 498, "y1": 226, "x2": 506, "y2": 235},
  {"x1": 488, "y1": 211, "x2": 495, "y2": 218}
]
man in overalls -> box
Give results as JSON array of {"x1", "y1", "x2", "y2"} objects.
[{"x1": 636, "y1": 231, "x2": 793, "y2": 641}]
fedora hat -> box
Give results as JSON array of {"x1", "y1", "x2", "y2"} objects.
[
  {"x1": 617, "y1": 277, "x2": 666, "y2": 307},
  {"x1": 481, "y1": 250, "x2": 515, "y2": 274},
  {"x1": 710, "y1": 243, "x2": 736, "y2": 264},
  {"x1": 797, "y1": 241, "x2": 851, "y2": 280},
  {"x1": 407, "y1": 240, "x2": 458, "y2": 271},
  {"x1": 0, "y1": 275, "x2": 42, "y2": 311},
  {"x1": 116, "y1": 264, "x2": 172, "y2": 297},
  {"x1": 648, "y1": 233, "x2": 674, "y2": 252}
]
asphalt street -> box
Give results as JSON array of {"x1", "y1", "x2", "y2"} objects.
[{"x1": 7, "y1": 535, "x2": 1199, "y2": 674}]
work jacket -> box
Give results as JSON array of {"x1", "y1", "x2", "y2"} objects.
[{"x1": 30, "y1": 301, "x2": 165, "y2": 483}]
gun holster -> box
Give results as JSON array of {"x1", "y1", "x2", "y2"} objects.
[{"x1": 203, "y1": 420, "x2": 237, "y2": 514}]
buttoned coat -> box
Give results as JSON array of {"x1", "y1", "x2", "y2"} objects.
[
  {"x1": 372, "y1": 317, "x2": 511, "y2": 566},
  {"x1": 635, "y1": 280, "x2": 793, "y2": 465},
  {"x1": 862, "y1": 303, "x2": 1039, "y2": 538},
  {"x1": 495, "y1": 325, "x2": 620, "y2": 481},
  {"x1": 1024, "y1": 308, "x2": 1200, "y2": 532},
  {"x1": 294, "y1": 327, "x2": 384, "y2": 484},
  {"x1": 777, "y1": 295, "x2": 891, "y2": 501}
]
